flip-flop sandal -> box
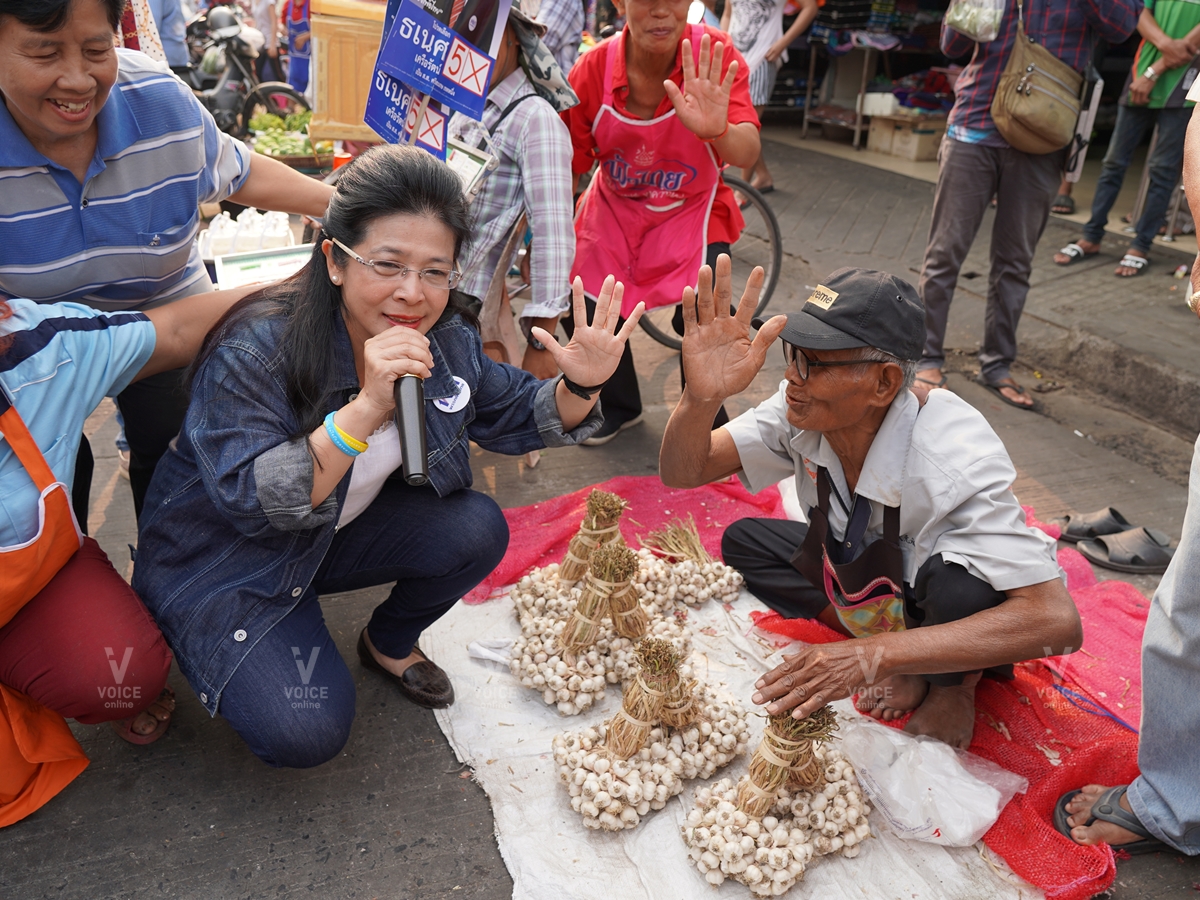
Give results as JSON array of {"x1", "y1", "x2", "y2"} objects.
[
  {"x1": 1116, "y1": 254, "x2": 1149, "y2": 277},
  {"x1": 1077, "y1": 527, "x2": 1174, "y2": 574},
  {"x1": 1050, "y1": 507, "x2": 1135, "y2": 544},
  {"x1": 1055, "y1": 242, "x2": 1097, "y2": 265},
  {"x1": 755, "y1": 185, "x2": 775, "y2": 195},
  {"x1": 974, "y1": 375, "x2": 1037, "y2": 411},
  {"x1": 111, "y1": 687, "x2": 174, "y2": 746},
  {"x1": 1053, "y1": 785, "x2": 1175, "y2": 855},
  {"x1": 1051, "y1": 194, "x2": 1075, "y2": 215},
  {"x1": 914, "y1": 373, "x2": 948, "y2": 389}
]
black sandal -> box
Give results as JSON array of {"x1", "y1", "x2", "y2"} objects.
[
  {"x1": 1050, "y1": 507, "x2": 1135, "y2": 544},
  {"x1": 1053, "y1": 785, "x2": 1175, "y2": 856},
  {"x1": 1076, "y1": 527, "x2": 1174, "y2": 574},
  {"x1": 974, "y1": 375, "x2": 1037, "y2": 411}
]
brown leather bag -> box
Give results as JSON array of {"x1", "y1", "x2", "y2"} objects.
[{"x1": 990, "y1": 3, "x2": 1083, "y2": 155}]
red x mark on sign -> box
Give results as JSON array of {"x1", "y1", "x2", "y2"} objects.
[
  {"x1": 442, "y1": 37, "x2": 490, "y2": 97},
  {"x1": 417, "y1": 105, "x2": 445, "y2": 151}
]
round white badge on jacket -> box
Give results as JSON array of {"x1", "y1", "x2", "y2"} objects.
[{"x1": 434, "y1": 376, "x2": 471, "y2": 413}]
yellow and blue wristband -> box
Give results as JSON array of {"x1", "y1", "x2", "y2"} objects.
[{"x1": 324, "y1": 411, "x2": 369, "y2": 456}]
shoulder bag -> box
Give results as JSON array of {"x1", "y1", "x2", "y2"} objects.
[{"x1": 990, "y1": 0, "x2": 1084, "y2": 155}]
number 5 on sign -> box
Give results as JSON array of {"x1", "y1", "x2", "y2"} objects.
[{"x1": 443, "y1": 37, "x2": 491, "y2": 96}]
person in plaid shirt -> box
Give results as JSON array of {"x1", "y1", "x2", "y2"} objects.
[{"x1": 914, "y1": 0, "x2": 1139, "y2": 410}]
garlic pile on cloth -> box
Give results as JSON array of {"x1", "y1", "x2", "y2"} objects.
[
  {"x1": 552, "y1": 686, "x2": 751, "y2": 831},
  {"x1": 682, "y1": 719, "x2": 871, "y2": 893},
  {"x1": 508, "y1": 548, "x2": 740, "y2": 717}
]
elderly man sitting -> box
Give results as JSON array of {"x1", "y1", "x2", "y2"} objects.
[{"x1": 659, "y1": 259, "x2": 1082, "y2": 748}]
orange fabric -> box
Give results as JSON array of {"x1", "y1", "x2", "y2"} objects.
[
  {"x1": 0, "y1": 401, "x2": 83, "y2": 629},
  {"x1": 0, "y1": 398, "x2": 88, "y2": 827},
  {"x1": 0, "y1": 686, "x2": 89, "y2": 827}
]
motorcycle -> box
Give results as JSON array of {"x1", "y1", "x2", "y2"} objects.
[{"x1": 177, "y1": 5, "x2": 307, "y2": 139}]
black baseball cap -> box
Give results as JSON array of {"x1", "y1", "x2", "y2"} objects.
[{"x1": 754, "y1": 267, "x2": 924, "y2": 361}]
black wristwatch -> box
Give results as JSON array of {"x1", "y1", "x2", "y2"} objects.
[
  {"x1": 528, "y1": 335, "x2": 547, "y2": 351},
  {"x1": 561, "y1": 374, "x2": 604, "y2": 399}
]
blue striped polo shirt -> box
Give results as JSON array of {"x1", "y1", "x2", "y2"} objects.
[
  {"x1": 0, "y1": 299, "x2": 155, "y2": 545},
  {"x1": 0, "y1": 49, "x2": 252, "y2": 312}
]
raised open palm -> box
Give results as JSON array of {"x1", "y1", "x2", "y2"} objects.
[
  {"x1": 532, "y1": 276, "x2": 644, "y2": 386},
  {"x1": 664, "y1": 34, "x2": 738, "y2": 142},
  {"x1": 680, "y1": 255, "x2": 786, "y2": 402}
]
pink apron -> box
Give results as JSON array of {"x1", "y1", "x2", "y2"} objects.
[{"x1": 571, "y1": 25, "x2": 722, "y2": 318}]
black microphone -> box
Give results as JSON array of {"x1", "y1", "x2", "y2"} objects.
[{"x1": 394, "y1": 374, "x2": 429, "y2": 486}]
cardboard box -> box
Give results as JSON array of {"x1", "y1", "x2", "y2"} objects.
[{"x1": 866, "y1": 115, "x2": 946, "y2": 161}]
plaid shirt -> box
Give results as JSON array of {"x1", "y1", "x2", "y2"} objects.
[
  {"x1": 449, "y1": 69, "x2": 576, "y2": 332},
  {"x1": 535, "y1": 0, "x2": 584, "y2": 74},
  {"x1": 943, "y1": 0, "x2": 1141, "y2": 141}
]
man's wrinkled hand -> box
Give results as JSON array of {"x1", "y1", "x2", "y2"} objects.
[
  {"x1": 680, "y1": 254, "x2": 785, "y2": 404},
  {"x1": 751, "y1": 640, "x2": 879, "y2": 719}
]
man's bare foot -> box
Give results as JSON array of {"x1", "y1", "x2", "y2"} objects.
[
  {"x1": 904, "y1": 672, "x2": 981, "y2": 749},
  {"x1": 130, "y1": 688, "x2": 175, "y2": 737},
  {"x1": 855, "y1": 674, "x2": 929, "y2": 721},
  {"x1": 1064, "y1": 785, "x2": 1145, "y2": 847},
  {"x1": 984, "y1": 376, "x2": 1034, "y2": 408},
  {"x1": 1053, "y1": 238, "x2": 1100, "y2": 265},
  {"x1": 363, "y1": 629, "x2": 427, "y2": 679},
  {"x1": 912, "y1": 368, "x2": 947, "y2": 402}
]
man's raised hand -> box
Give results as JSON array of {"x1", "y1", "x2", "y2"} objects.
[
  {"x1": 665, "y1": 34, "x2": 737, "y2": 142},
  {"x1": 680, "y1": 255, "x2": 786, "y2": 404}
]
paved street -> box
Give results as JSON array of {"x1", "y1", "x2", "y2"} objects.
[{"x1": 3, "y1": 137, "x2": 1200, "y2": 899}]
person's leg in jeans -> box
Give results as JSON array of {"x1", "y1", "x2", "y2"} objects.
[
  {"x1": 861, "y1": 554, "x2": 1009, "y2": 749},
  {"x1": 978, "y1": 146, "x2": 1063, "y2": 390},
  {"x1": 1131, "y1": 107, "x2": 1191, "y2": 256},
  {"x1": 116, "y1": 367, "x2": 190, "y2": 520},
  {"x1": 0, "y1": 538, "x2": 172, "y2": 728},
  {"x1": 216, "y1": 591, "x2": 357, "y2": 768},
  {"x1": 1078, "y1": 104, "x2": 1155, "y2": 247},
  {"x1": 1121, "y1": 432, "x2": 1200, "y2": 853},
  {"x1": 314, "y1": 480, "x2": 508, "y2": 661},
  {"x1": 916, "y1": 140, "x2": 1001, "y2": 385}
]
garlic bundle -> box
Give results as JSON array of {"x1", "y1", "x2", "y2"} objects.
[
  {"x1": 510, "y1": 564, "x2": 690, "y2": 716},
  {"x1": 553, "y1": 687, "x2": 751, "y2": 831},
  {"x1": 563, "y1": 544, "x2": 641, "y2": 652},
  {"x1": 605, "y1": 638, "x2": 680, "y2": 758},
  {"x1": 681, "y1": 744, "x2": 871, "y2": 894},
  {"x1": 559, "y1": 490, "x2": 628, "y2": 584},
  {"x1": 737, "y1": 708, "x2": 837, "y2": 817}
]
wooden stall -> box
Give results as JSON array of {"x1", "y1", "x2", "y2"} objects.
[{"x1": 309, "y1": 0, "x2": 386, "y2": 142}]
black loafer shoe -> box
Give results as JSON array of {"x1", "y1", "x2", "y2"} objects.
[{"x1": 357, "y1": 630, "x2": 455, "y2": 709}]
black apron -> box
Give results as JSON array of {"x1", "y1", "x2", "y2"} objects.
[{"x1": 793, "y1": 467, "x2": 909, "y2": 638}]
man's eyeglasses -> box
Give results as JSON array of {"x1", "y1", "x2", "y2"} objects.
[
  {"x1": 331, "y1": 237, "x2": 461, "y2": 290},
  {"x1": 783, "y1": 341, "x2": 879, "y2": 381}
]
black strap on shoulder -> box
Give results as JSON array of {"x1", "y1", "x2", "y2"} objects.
[{"x1": 488, "y1": 92, "x2": 541, "y2": 137}]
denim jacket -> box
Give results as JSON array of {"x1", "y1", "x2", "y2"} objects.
[{"x1": 132, "y1": 309, "x2": 601, "y2": 715}]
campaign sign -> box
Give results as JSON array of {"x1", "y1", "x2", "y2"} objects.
[
  {"x1": 363, "y1": 70, "x2": 448, "y2": 160},
  {"x1": 376, "y1": 0, "x2": 497, "y2": 120}
]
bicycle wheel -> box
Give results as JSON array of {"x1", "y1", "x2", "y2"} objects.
[
  {"x1": 639, "y1": 174, "x2": 783, "y2": 351},
  {"x1": 234, "y1": 82, "x2": 309, "y2": 139}
]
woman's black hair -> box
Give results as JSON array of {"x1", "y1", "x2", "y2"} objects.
[
  {"x1": 2, "y1": 0, "x2": 126, "y2": 32},
  {"x1": 190, "y1": 144, "x2": 476, "y2": 441}
]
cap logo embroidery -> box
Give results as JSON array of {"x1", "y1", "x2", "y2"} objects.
[{"x1": 806, "y1": 284, "x2": 839, "y2": 310}]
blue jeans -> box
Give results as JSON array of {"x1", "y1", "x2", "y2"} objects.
[
  {"x1": 1127, "y1": 432, "x2": 1200, "y2": 854},
  {"x1": 1082, "y1": 104, "x2": 1190, "y2": 255},
  {"x1": 217, "y1": 480, "x2": 508, "y2": 768}
]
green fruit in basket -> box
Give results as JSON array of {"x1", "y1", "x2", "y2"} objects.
[{"x1": 249, "y1": 112, "x2": 286, "y2": 132}]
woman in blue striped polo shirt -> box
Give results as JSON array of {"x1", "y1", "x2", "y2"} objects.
[{"x1": 0, "y1": 0, "x2": 335, "y2": 523}]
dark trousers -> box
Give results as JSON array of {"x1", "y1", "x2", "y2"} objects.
[
  {"x1": 1082, "y1": 104, "x2": 1190, "y2": 254},
  {"x1": 721, "y1": 517, "x2": 1012, "y2": 685},
  {"x1": 215, "y1": 480, "x2": 508, "y2": 768},
  {"x1": 561, "y1": 242, "x2": 731, "y2": 427},
  {"x1": 72, "y1": 367, "x2": 190, "y2": 528},
  {"x1": 917, "y1": 138, "x2": 1064, "y2": 383}
]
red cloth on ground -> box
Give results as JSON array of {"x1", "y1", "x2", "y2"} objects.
[{"x1": 466, "y1": 475, "x2": 785, "y2": 602}]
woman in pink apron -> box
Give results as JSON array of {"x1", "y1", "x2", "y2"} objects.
[{"x1": 562, "y1": 0, "x2": 762, "y2": 444}]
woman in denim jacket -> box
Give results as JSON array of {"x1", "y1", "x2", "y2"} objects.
[{"x1": 133, "y1": 145, "x2": 644, "y2": 768}]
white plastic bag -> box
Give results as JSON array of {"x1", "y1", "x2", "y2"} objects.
[
  {"x1": 945, "y1": 0, "x2": 1005, "y2": 43},
  {"x1": 838, "y1": 710, "x2": 1028, "y2": 846}
]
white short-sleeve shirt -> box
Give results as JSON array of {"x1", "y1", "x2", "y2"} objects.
[{"x1": 724, "y1": 385, "x2": 1061, "y2": 591}]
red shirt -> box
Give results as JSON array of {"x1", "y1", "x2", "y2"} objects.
[{"x1": 563, "y1": 24, "x2": 761, "y2": 246}]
